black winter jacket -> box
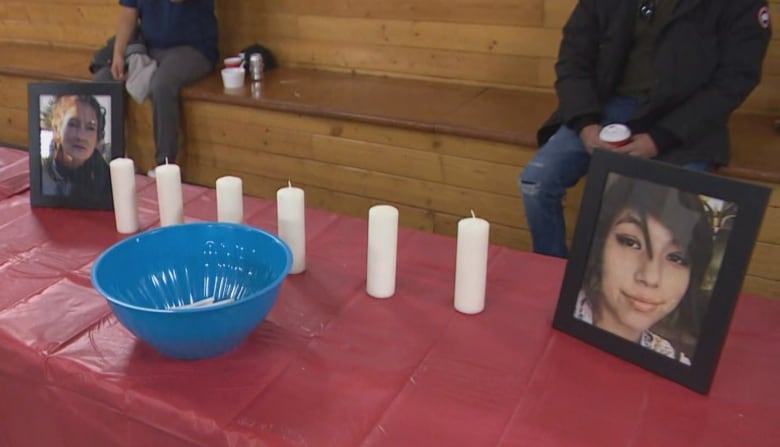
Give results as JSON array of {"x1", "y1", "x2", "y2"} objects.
[{"x1": 538, "y1": 0, "x2": 772, "y2": 165}]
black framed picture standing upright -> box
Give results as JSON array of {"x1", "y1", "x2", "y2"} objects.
[
  {"x1": 552, "y1": 150, "x2": 770, "y2": 394},
  {"x1": 28, "y1": 81, "x2": 124, "y2": 210}
]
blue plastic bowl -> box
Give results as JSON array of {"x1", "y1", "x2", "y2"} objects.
[{"x1": 91, "y1": 222, "x2": 292, "y2": 360}]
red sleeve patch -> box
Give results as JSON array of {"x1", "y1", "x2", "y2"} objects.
[{"x1": 758, "y1": 6, "x2": 771, "y2": 29}]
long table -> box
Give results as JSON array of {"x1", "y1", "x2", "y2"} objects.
[{"x1": 0, "y1": 147, "x2": 778, "y2": 446}]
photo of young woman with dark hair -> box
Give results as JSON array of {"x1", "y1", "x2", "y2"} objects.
[{"x1": 574, "y1": 174, "x2": 719, "y2": 365}]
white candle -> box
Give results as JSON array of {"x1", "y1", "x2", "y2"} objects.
[
  {"x1": 453, "y1": 211, "x2": 490, "y2": 314},
  {"x1": 366, "y1": 205, "x2": 399, "y2": 298},
  {"x1": 155, "y1": 162, "x2": 183, "y2": 227},
  {"x1": 109, "y1": 157, "x2": 139, "y2": 234},
  {"x1": 216, "y1": 176, "x2": 243, "y2": 223},
  {"x1": 277, "y1": 181, "x2": 306, "y2": 274}
]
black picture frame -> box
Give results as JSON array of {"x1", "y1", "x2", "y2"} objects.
[
  {"x1": 552, "y1": 150, "x2": 770, "y2": 394},
  {"x1": 28, "y1": 81, "x2": 124, "y2": 210}
]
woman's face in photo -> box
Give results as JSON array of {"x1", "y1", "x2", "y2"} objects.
[
  {"x1": 56, "y1": 98, "x2": 98, "y2": 168},
  {"x1": 596, "y1": 208, "x2": 691, "y2": 341}
]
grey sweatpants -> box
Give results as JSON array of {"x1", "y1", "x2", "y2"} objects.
[{"x1": 94, "y1": 46, "x2": 212, "y2": 165}]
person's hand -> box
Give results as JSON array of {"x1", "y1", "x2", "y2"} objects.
[
  {"x1": 579, "y1": 124, "x2": 605, "y2": 154},
  {"x1": 612, "y1": 133, "x2": 659, "y2": 159},
  {"x1": 110, "y1": 57, "x2": 126, "y2": 81}
]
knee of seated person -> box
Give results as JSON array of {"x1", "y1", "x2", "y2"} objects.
[
  {"x1": 520, "y1": 180, "x2": 541, "y2": 197},
  {"x1": 149, "y1": 78, "x2": 178, "y2": 97},
  {"x1": 518, "y1": 162, "x2": 545, "y2": 196},
  {"x1": 92, "y1": 67, "x2": 114, "y2": 83}
]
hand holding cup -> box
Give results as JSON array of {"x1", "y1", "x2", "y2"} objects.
[{"x1": 599, "y1": 124, "x2": 632, "y2": 147}]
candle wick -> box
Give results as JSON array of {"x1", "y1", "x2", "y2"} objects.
[
  {"x1": 165, "y1": 157, "x2": 169, "y2": 165},
  {"x1": 288, "y1": 180, "x2": 292, "y2": 188},
  {"x1": 470, "y1": 209, "x2": 476, "y2": 218}
]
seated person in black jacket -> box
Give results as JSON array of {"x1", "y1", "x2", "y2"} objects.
[{"x1": 519, "y1": 0, "x2": 772, "y2": 258}]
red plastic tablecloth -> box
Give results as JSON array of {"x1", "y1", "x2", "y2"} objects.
[{"x1": 0, "y1": 147, "x2": 778, "y2": 446}]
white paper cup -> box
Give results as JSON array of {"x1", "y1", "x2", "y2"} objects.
[
  {"x1": 220, "y1": 67, "x2": 245, "y2": 89},
  {"x1": 599, "y1": 124, "x2": 632, "y2": 147},
  {"x1": 223, "y1": 56, "x2": 243, "y2": 68}
]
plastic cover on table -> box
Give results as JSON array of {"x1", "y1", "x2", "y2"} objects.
[{"x1": 0, "y1": 146, "x2": 778, "y2": 447}]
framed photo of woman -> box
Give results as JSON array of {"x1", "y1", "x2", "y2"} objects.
[
  {"x1": 552, "y1": 150, "x2": 770, "y2": 394},
  {"x1": 28, "y1": 81, "x2": 124, "y2": 210}
]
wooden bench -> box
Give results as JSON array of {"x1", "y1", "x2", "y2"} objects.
[{"x1": 177, "y1": 67, "x2": 561, "y2": 251}]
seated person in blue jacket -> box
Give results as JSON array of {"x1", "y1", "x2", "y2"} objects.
[
  {"x1": 93, "y1": 0, "x2": 218, "y2": 175},
  {"x1": 41, "y1": 95, "x2": 113, "y2": 208},
  {"x1": 520, "y1": 0, "x2": 771, "y2": 258},
  {"x1": 574, "y1": 174, "x2": 714, "y2": 365}
]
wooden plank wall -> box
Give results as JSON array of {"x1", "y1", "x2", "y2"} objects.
[
  {"x1": 1, "y1": 0, "x2": 777, "y2": 113},
  {"x1": 180, "y1": 100, "x2": 588, "y2": 254}
]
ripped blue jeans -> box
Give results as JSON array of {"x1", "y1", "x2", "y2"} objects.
[{"x1": 519, "y1": 97, "x2": 708, "y2": 258}]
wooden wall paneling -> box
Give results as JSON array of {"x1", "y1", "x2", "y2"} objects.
[
  {"x1": 310, "y1": 134, "x2": 447, "y2": 183},
  {"x1": 0, "y1": 44, "x2": 90, "y2": 80},
  {"x1": 0, "y1": 21, "x2": 108, "y2": 48},
  {"x1": 226, "y1": 0, "x2": 545, "y2": 26},
  {"x1": 184, "y1": 102, "x2": 534, "y2": 177},
  {"x1": 184, "y1": 158, "x2": 437, "y2": 232},
  {"x1": 0, "y1": 74, "x2": 33, "y2": 148},
  {"x1": 124, "y1": 101, "x2": 153, "y2": 136},
  {"x1": 543, "y1": 0, "x2": 577, "y2": 28},
  {"x1": 429, "y1": 134, "x2": 532, "y2": 165},
  {"x1": 746, "y1": 242, "x2": 780, "y2": 286},
  {"x1": 296, "y1": 183, "x2": 436, "y2": 232},
  {"x1": 755, "y1": 186, "x2": 780, "y2": 245},
  {"x1": 2, "y1": 2, "x2": 115, "y2": 27},
  {"x1": 184, "y1": 102, "x2": 528, "y2": 202},
  {"x1": 185, "y1": 102, "x2": 335, "y2": 136},
  {"x1": 335, "y1": 123, "x2": 531, "y2": 165},
  {"x1": 311, "y1": 134, "x2": 522, "y2": 196},
  {"x1": 0, "y1": 108, "x2": 28, "y2": 148},
  {"x1": 228, "y1": 14, "x2": 560, "y2": 58},
  {"x1": 240, "y1": 37, "x2": 542, "y2": 87},
  {"x1": 437, "y1": 152, "x2": 523, "y2": 196},
  {"x1": 0, "y1": 0, "x2": 114, "y2": 47},
  {"x1": 0, "y1": 76, "x2": 29, "y2": 108},
  {"x1": 0, "y1": 3, "x2": 25, "y2": 22},
  {"x1": 0, "y1": 106, "x2": 29, "y2": 146},
  {"x1": 186, "y1": 139, "x2": 527, "y2": 228},
  {"x1": 124, "y1": 130, "x2": 155, "y2": 170},
  {"x1": 763, "y1": 39, "x2": 780, "y2": 75},
  {"x1": 14, "y1": 0, "x2": 110, "y2": 4},
  {"x1": 742, "y1": 77, "x2": 780, "y2": 113},
  {"x1": 123, "y1": 100, "x2": 155, "y2": 169},
  {"x1": 184, "y1": 115, "x2": 317, "y2": 161},
  {"x1": 716, "y1": 181, "x2": 780, "y2": 298},
  {"x1": 433, "y1": 212, "x2": 532, "y2": 251},
  {"x1": 185, "y1": 155, "x2": 524, "y2": 250},
  {"x1": 536, "y1": 57, "x2": 558, "y2": 89},
  {"x1": 741, "y1": 275, "x2": 780, "y2": 300}
]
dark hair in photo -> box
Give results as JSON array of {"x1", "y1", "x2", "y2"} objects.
[
  {"x1": 583, "y1": 174, "x2": 714, "y2": 355},
  {"x1": 553, "y1": 150, "x2": 770, "y2": 394}
]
